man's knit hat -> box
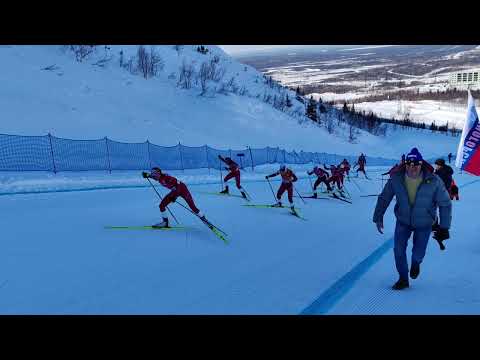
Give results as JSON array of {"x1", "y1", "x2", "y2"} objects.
[{"x1": 406, "y1": 148, "x2": 423, "y2": 162}]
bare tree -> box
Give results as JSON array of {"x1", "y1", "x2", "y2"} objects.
[
  {"x1": 69, "y1": 45, "x2": 96, "y2": 62},
  {"x1": 137, "y1": 45, "x2": 149, "y2": 78},
  {"x1": 239, "y1": 86, "x2": 248, "y2": 96},
  {"x1": 198, "y1": 62, "x2": 209, "y2": 96},
  {"x1": 136, "y1": 46, "x2": 164, "y2": 79},
  {"x1": 148, "y1": 46, "x2": 164, "y2": 77},
  {"x1": 178, "y1": 60, "x2": 195, "y2": 89},
  {"x1": 173, "y1": 45, "x2": 184, "y2": 54}
]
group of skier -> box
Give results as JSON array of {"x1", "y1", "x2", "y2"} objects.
[{"x1": 141, "y1": 153, "x2": 368, "y2": 229}]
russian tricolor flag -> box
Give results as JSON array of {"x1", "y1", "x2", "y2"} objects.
[{"x1": 456, "y1": 91, "x2": 480, "y2": 176}]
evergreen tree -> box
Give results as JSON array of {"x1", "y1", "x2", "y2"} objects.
[
  {"x1": 306, "y1": 96, "x2": 318, "y2": 122},
  {"x1": 286, "y1": 94, "x2": 292, "y2": 108}
]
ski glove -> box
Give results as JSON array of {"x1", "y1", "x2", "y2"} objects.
[
  {"x1": 265, "y1": 176, "x2": 269, "y2": 179},
  {"x1": 375, "y1": 221, "x2": 384, "y2": 234},
  {"x1": 142, "y1": 172, "x2": 149, "y2": 179},
  {"x1": 433, "y1": 228, "x2": 450, "y2": 241}
]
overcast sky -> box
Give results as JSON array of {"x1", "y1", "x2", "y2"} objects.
[
  {"x1": 219, "y1": 45, "x2": 331, "y2": 55},
  {"x1": 219, "y1": 45, "x2": 394, "y2": 55}
]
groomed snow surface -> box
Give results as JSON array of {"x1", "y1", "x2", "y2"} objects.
[{"x1": 1, "y1": 164, "x2": 478, "y2": 314}]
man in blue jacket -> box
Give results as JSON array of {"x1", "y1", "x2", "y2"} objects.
[{"x1": 373, "y1": 148, "x2": 452, "y2": 290}]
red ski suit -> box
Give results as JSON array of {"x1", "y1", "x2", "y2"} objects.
[
  {"x1": 340, "y1": 160, "x2": 351, "y2": 176},
  {"x1": 149, "y1": 170, "x2": 200, "y2": 214},
  {"x1": 219, "y1": 156, "x2": 241, "y2": 189},
  {"x1": 355, "y1": 155, "x2": 366, "y2": 174},
  {"x1": 449, "y1": 179, "x2": 459, "y2": 200},
  {"x1": 267, "y1": 168, "x2": 298, "y2": 203},
  {"x1": 325, "y1": 165, "x2": 343, "y2": 189},
  {"x1": 308, "y1": 167, "x2": 331, "y2": 191}
]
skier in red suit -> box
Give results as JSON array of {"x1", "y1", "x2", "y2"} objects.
[
  {"x1": 307, "y1": 165, "x2": 332, "y2": 197},
  {"x1": 340, "y1": 159, "x2": 351, "y2": 177},
  {"x1": 218, "y1": 155, "x2": 247, "y2": 199},
  {"x1": 354, "y1": 153, "x2": 367, "y2": 178},
  {"x1": 265, "y1": 165, "x2": 298, "y2": 210},
  {"x1": 142, "y1": 167, "x2": 206, "y2": 228},
  {"x1": 324, "y1": 164, "x2": 343, "y2": 191}
]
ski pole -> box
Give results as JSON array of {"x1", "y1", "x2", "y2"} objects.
[
  {"x1": 170, "y1": 195, "x2": 228, "y2": 236},
  {"x1": 342, "y1": 184, "x2": 352, "y2": 199},
  {"x1": 219, "y1": 159, "x2": 224, "y2": 192},
  {"x1": 294, "y1": 185, "x2": 306, "y2": 204},
  {"x1": 350, "y1": 177, "x2": 362, "y2": 192},
  {"x1": 145, "y1": 177, "x2": 180, "y2": 225},
  {"x1": 266, "y1": 178, "x2": 277, "y2": 202}
]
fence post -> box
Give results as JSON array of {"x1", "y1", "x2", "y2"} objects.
[
  {"x1": 105, "y1": 137, "x2": 112, "y2": 174},
  {"x1": 48, "y1": 133, "x2": 57, "y2": 174},
  {"x1": 205, "y1": 145, "x2": 210, "y2": 174},
  {"x1": 248, "y1": 146, "x2": 254, "y2": 171},
  {"x1": 178, "y1": 142, "x2": 184, "y2": 172},
  {"x1": 147, "y1": 140, "x2": 152, "y2": 169}
]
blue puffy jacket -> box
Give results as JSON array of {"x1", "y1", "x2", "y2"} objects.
[{"x1": 373, "y1": 165, "x2": 452, "y2": 229}]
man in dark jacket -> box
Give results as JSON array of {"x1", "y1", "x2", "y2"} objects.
[
  {"x1": 373, "y1": 148, "x2": 452, "y2": 290},
  {"x1": 434, "y1": 158, "x2": 454, "y2": 190}
]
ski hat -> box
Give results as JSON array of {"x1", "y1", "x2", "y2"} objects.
[
  {"x1": 279, "y1": 164, "x2": 286, "y2": 171},
  {"x1": 152, "y1": 167, "x2": 162, "y2": 173},
  {"x1": 435, "y1": 158, "x2": 445, "y2": 166},
  {"x1": 406, "y1": 148, "x2": 423, "y2": 162}
]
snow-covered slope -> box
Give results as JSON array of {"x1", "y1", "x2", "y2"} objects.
[{"x1": 0, "y1": 45, "x2": 459, "y2": 159}]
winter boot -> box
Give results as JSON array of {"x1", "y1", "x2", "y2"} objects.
[
  {"x1": 312, "y1": 192, "x2": 318, "y2": 198},
  {"x1": 241, "y1": 191, "x2": 247, "y2": 199},
  {"x1": 153, "y1": 217, "x2": 169, "y2": 228},
  {"x1": 272, "y1": 201, "x2": 282, "y2": 207},
  {"x1": 392, "y1": 278, "x2": 409, "y2": 290},
  {"x1": 410, "y1": 262, "x2": 420, "y2": 279},
  {"x1": 435, "y1": 238, "x2": 446, "y2": 251},
  {"x1": 220, "y1": 186, "x2": 229, "y2": 194}
]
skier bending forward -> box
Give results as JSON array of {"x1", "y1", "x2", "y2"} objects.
[
  {"x1": 218, "y1": 155, "x2": 247, "y2": 199},
  {"x1": 307, "y1": 165, "x2": 332, "y2": 197},
  {"x1": 142, "y1": 167, "x2": 207, "y2": 228},
  {"x1": 265, "y1": 165, "x2": 298, "y2": 210}
]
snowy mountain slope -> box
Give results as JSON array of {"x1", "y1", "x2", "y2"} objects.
[{"x1": 0, "y1": 45, "x2": 459, "y2": 159}]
